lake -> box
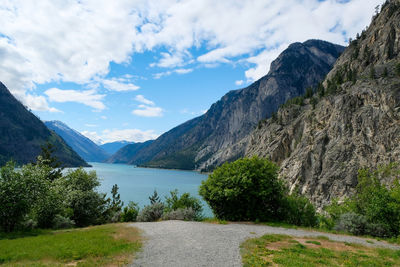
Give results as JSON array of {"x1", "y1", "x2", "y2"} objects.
[{"x1": 84, "y1": 162, "x2": 213, "y2": 217}]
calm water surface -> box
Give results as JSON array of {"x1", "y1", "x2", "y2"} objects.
[{"x1": 84, "y1": 162, "x2": 213, "y2": 217}]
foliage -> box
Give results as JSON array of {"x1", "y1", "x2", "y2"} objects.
[
  {"x1": 325, "y1": 163, "x2": 400, "y2": 237},
  {"x1": 149, "y1": 189, "x2": 161, "y2": 205},
  {"x1": 199, "y1": 156, "x2": 285, "y2": 221},
  {"x1": 282, "y1": 192, "x2": 318, "y2": 227},
  {"x1": 52, "y1": 215, "x2": 75, "y2": 229},
  {"x1": 0, "y1": 224, "x2": 141, "y2": 266},
  {"x1": 59, "y1": 168, "x2": 111, "y2": 227},
  {"x1": 304, "y1": 87, "x2": 313, "y2": 98},
  {"x1": 164, "y1": 189, "x2": 203, "y2": 220},
  {"x1": 34, "y1": 142, "x2": 63, "y2": 181},
  {"x1": 333, "y1": 212, "x2": 368, "y2": 235},
  {"x1": 0, "y1": 162, "x2": 47, "y2": 232},
  {"x1": 137, "y1": 203, "x2": 164, "y2": 222},
  {"x1": 162, "y1": 208, "x2": 197, "y2": 221},
  {"x1": 121, "y1": 202, "x2": 140, "y2": 222}
]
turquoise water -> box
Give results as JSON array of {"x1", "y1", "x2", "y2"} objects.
[{"x1": 84, "y1": 162, "x2": 213, "y2": 217}]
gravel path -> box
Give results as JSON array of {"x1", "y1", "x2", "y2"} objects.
[{"x1": 130, "y1": 220, "x2": 400, "y2": 267}]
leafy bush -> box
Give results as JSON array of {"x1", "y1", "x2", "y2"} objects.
[
  {"x1": 137, "y1": 203, "x2": 164, "y2": 222},
  {"x1": 164, "y1": 190, "x2": 203, "y2": 220},
  {"x1": 333, "y1": 212, "x2": 368, "y2": 235},
  {"x1": 162, "y1": 208, "x2": 197, "y2": 221},
  {"x1": 58, "y1": 168, "x2": 110, "y2": 227},
  {"x1": 282, "y1": 193, "x2": 318, "y2": 227},
  {"x1": 121, "y1": 202, "x2": 140, "y2": 222},
  {"x1": 52, "y1": 215, "x2": 75, "y2": 229},
  {"x1": 199, "y1": 157, "x2": 285, "y2": 221},
  {"x1": 325, "y1": 163, "x2": 400, "y2": 237},
  {"x1": 0, "y1": 162, "x2": 47, "y2": 232}
]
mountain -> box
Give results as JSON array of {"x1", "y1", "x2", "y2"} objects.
[
  {"x1": 100, "y1": 141, "x2": 134, "y2": 155},
  {"x1": 126, "y1": 39, "x2": 344, "y2": 170},
  {"x1": 45, "y1": 121, "x2": 109, "y2": 162},
  {"x1": 105, "y1": 140, "x2": 154, "y2": 164},
  {"x1": 245, "y1": 0, "x2": 400, "y2": 209},
  {"x1": 0, "y1": 82, "x2": 88, "y2": 167}
]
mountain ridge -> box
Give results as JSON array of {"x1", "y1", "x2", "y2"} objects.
[
  {"x1": 45, "y1": 120, "x2": 109, "y2": 162},
  {"x1": 126, "y1": 39, "x2": 344, "y2": 170},
  {"x1": 0, "y1": 82, "x2": 88, "y2": 167}
]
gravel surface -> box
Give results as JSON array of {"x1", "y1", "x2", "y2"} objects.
[{"x1": 130, "y1": 220, "x2": 400, "y2": 267}]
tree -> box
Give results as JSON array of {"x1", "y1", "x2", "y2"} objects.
[
  {"x1": 35, "y1": 142, "x2": 63, "y2": 181},
  {"x1": 199, "y1": 157, "x2": 285, "y2": 221},
  {"x1": 0, "y1": 162, "x2": 47, "y2": 232},
  {"x1": 149, "y1": 190, "x2": 161, "y2": 205},
  {"x1": 110, "y1": 184, "x2": 123, "y2": 212}
]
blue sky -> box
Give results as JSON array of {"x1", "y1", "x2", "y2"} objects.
[{"x1": 0, "y1": 0, "x2": 383, "y2": 144}]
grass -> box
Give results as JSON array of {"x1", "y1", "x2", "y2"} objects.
[
  {"x1": 0, "y1": 223, "x2": 142, "y2": 266},
  {"x1": 202, "y1": 217, "x2": 228, "y2": 224},
  {"x1": 240, "y1": 234, "x2": 400, "y2": 267}
]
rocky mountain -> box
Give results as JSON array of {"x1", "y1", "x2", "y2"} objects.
[
  {"x1": 245, "y1": 0, "x2": 400, "y2": 209},
  {"x1": 0, "y1": 82, "x2": 88, "y2": 167},
  {"x1": 127, "y1": 39, "x2": 344, "y2": 170},
  {"x1": 45, "y1": 121, "x2": 109, "y2": 162},
  {"x1": 100, "y1": 141, "x2": 134, "y2": 155},
  {"x1": 105, "y1": 140, "x2": 154, "y2": 164}
]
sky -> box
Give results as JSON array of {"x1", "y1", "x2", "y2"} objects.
[{"x1": 0, "y1": 0, "x2": 383, "y2": 144}]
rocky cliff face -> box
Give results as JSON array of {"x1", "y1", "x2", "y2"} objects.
[
  {"x1": 130, "y1": 40, "x2": 344, "y2": 170},
  {"x1": 246, "y1": 0, "x2": 400, "y2": 209},
  {"x1": 0, "y1": 82, "x2": 88, "y2": 167}
]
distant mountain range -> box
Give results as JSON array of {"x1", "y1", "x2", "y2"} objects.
[
  {"x1": 117, "y1": 39, "x2": 344, "y2": 170},
  {"x1": 0, "y1": 82, "x2": 88, "y2": 167},
  {"x1": 45, "y1": 120, "x2": 109, "y2": 162},
  {"x1": 105, "y1": 140, "x2": 154, "y2": 164},
  {"x1": 100, "y1": 141, "x2": 134, "y2": 155}
]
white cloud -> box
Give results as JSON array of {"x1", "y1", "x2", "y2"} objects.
[
  {"x1": 82, "y1": 128, "x2": 159, "y2": 144},
  {"x1": 235, "y1": 80, "x2": 244, "y2": 86},
  {"x1": 135, "y1": 95, "x2": 155, "y2": 106},
  {"x1": 102, "y1": 78, "x2": 140, "y2": 91},
  {"x1": 153, "y1": 68, "x2": 193, "y2": 79},
  {"x1": 0, "y1": 0, "x2": 383, "y2": 109},
  {"x1": 45, "y1": 88, "x2": 106, "y2": 111},
  {"x1": 132, "y1": 104, "x2": 164, "y2": 117}
]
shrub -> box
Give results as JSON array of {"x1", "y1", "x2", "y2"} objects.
[
  {"x1": 326, "y1": 163, "x2": 400, "y2": 237},
  {"x1": 59, "y1": 168, "x2": 110, "y2": 227},
  {"x1": 0, "y1": 162, "x2": 48, "y2": 232},
  {"x1": 121, "y1": 202, "x2": 140, "y2": 222},
  {"x1": 199, "y1": 157, "x2": 285, "y2": 221},
  {"x1": 334, "y1": 212, "x2": 368, "y2": 235},
  {"x1": 137, "y1": 203, "x2": 164, "y2": 222},
  {"x1": 282, "y1": 193, "x2": 318, "y2": 227},
  {"x1": 164, "y1": 190, "x2": 203, "y2": 220},
  {"x1": 162, "y1": 208, "x2": 197, "y2": 221},
  {"x1": 52, "y1": 215, "x2": 75, "y2": 229}
]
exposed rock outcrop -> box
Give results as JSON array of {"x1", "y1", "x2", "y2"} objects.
[{"x1": 246, "y1": 0, "x2": 400, "y2": 209}]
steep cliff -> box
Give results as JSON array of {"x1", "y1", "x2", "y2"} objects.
[
  {"x1": 246, "y1": 0, "x2": 400, "y2": 209},
  {"x1": 130, "y1": 40, "x2": 344, "y2": 170}
]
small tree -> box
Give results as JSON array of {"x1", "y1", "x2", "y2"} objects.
[
  {"x1": 199, "y1": 157, "x2": 285, "y2": 221},
  {"x1": 164, "y1": 189, "x2": 203, "y2": 220},
  {"x1": 149, "y1": 190, "x2": 161, "y2": 205},
  {"x1": 35, "y1": 142, "x2": 63, "y2": 181}
]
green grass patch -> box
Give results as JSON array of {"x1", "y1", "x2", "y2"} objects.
[
  {"x1": 202, "y1": 218, "x2": 228, "y2": 224},
  {"x1": 0, "y1": 223, "x2": 141, "y2": 266},
  {"x1": 241, "y1": 234, "x2": 400, "y2": 267}
]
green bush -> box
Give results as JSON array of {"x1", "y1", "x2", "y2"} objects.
[
  {"x1": 137, "y1": 203, "x2": 164, "y2": 222},
  {"x1": 282, "y1": 193, "x2": 318, "y2": 227},
  {"x1": 58, "y1": 168, "x2": 110, "y2": 227},
  {"x1": 199, "y1": 157, "x2": 285, "y2": 221},
  {"x1": 0, "y1": 162, "x2": 48, "y2": 232},
  {"x1": 333, "y1": 212, "x2": 368, "y2": 235},
  {"x1": 325, "y1": 163, "x2": 400, "y2": 237},
  {"x1": 164, "y1": 190, "x2": 203, "y2": 220},
  {"x1": 162, "y1": 208, "x2": 197, "y2": 221},
  {"x1": 52, "y1": 215, "x2": 75, "y2": 229},
  {"x1": 121, "y1": 202, "x2": 140, "y2": 222}
]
